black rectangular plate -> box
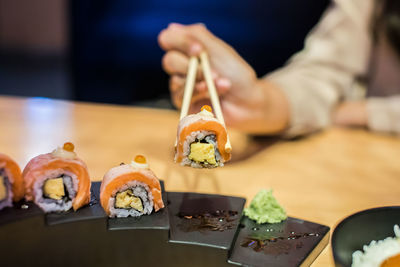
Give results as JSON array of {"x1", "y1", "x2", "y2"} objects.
[
  {"x1": 107, "y1": 180, "x2": 169, "y2": 230},
  {"x1": 0, "y1": 200, "x2": 43, "y2": 226},
  {"x1": 228, "y1": 216, "x2": 330, "y2": 267},
  {"x1": 46, "y1": 181, "x2": 106, "y2": 226},
  {"x1": 167, "y1": 192, "x2": 246, "y2": 250}
]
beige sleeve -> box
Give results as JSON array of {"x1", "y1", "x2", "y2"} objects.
[
  {"x1": 266, "y1": 0, "x2": 373, "y2": 137},
  {"x1": 367, "y1": 96, "x2": 400, "y2": 134}
]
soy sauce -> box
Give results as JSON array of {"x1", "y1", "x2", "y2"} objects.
[{"x1": 177, "y1": 210, "x2": 239, "y2": 232}]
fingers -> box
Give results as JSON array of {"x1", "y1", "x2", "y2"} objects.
[
  {"x1": 169, "y1": 75, "x2": 185, "y2": 94},
  {"x1": 162, "y1": 51, "x2": 189, "y2": 76},
  {"x1": 170, "y1": 75, "x2": 230, "y2": 96},
  {"x1": 158, "y1": 23, "x2": 204, "y2": 56},
  {"x1": 160, "y1": 23, "x2": 232, "y2": 87},
  {"x1": 162, "y1": 51, "x2": 204, "y2": 79},
  {"x1": 170, "y1": 74, "x2": 204, "y2": 108},
  {"x1": 169, "y1": 75, "x2": 232, "y2": 108},
  {"x1": 160, "y1": 23, "x2": 233, "y2": 109},
  {"x1": 194, "y1": 77, "x2": 231, "y2": 95}
]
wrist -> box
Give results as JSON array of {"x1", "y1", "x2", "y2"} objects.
[
  {"x1": 333, "y1": 101, "x2": 367, "y2": 127},
  {"x1": 230, "y1": 78, "x2": 289, "y2": 135},
  {"x1": 256, "y1": 79, "x2": 290, "y2": 133}
]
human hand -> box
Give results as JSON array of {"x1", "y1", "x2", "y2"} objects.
[
  {"x1": 158, "y1": 23, "x2": 267, "y2": 129},
  {"x1": 333, "y1": 101, "x2": 367, "y2": 128}
]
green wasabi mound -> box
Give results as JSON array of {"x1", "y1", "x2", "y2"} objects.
[{"x1": 244, "y1": 189, "x2": 287, "y2": 224}]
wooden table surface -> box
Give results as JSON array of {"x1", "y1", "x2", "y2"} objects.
[{"x1": 1, "y1": 96, "x2": 400, "y2": 266}]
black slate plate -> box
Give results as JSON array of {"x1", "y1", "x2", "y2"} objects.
[
  {"x1": 332, "y1": 206, "x2": 400, "y2": 267},
  {"x1": 0, "y1": 200, "x2": 43, "y2": 226},
  {"x1": 167, "y1": 191, "x2": 246, "y2": 250},
  {"x1": 108, "y1": 180, "x2": 169, "y2": 230},
  {"x1": 46, "y1": 181, "x2": 106, "y2": 225},
  {"x1": 229, "y1": 216, "x2": 330, "y2": 267},
  {"x1": 0, "y1": 185, "x2": 330, "y2": 266}
]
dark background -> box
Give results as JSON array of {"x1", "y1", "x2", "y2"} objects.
[{"x1": 0, "y1": 0, "x2": 329, "y2": 106}]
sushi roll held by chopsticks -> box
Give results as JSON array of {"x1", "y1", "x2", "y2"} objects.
[
  {"x1": 23, "y1": 142, "x2": 91, "y2": 213},
  {"x1": 175, "y1": 52, "x2": 231, "y2": 168},
  {"x1": 100, "y1": 155, "x2": 164, "y2": 218},
  {"x1": 175, "y1": 105, "x2": 231, "y2": 168},
  {"x1": 0, "y1": 153, "x2": 24, "y2": 210}
]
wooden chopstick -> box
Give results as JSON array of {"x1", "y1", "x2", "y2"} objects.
[
  {"x1": 199, "y1": 51, "x2": 232, "y2": 153},
  {"x1": 175, "y1": 52, "x2": 232, "y2": 153},
  {"x1": 175, "y1": 56, "x2": 199, "y2": 148},
  {"x1": 179, "y1": 56, "x2": 199, "y2": 119}
]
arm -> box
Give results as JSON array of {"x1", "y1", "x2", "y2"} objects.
[
  {"x1": 158, "y1": 0, "x2": 373, "y2": 136},
  {"x1": 333, "y1": 96, "x2": 400, "y2": 135},
  {"x1": 266, "y1": 0, "x2": 373, "y2": 136}
]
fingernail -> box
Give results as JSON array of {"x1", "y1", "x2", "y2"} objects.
[
  {"x1": 195, "y1": 22, "x2": 207, "y2": 29},
  {"x1": 217, "y1": 78, "x2": 231, "y2": 88},
  {"x1": 190, "y1": 43, "x2": 202, "y2": 55},
  {"x1": 169, "y1": 23, "x2": 183, "y2": 29}
]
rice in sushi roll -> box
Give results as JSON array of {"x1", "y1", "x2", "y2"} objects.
[
  {"x1": 22, "y1": 142, "x2": 91, "y2": 212},
  {"x1": 0, "y1": 153, "x2": 24, "y2": 210},
  {"x1": 100, "y1": 155, "x2": 164, "y2": 218},
  {"x1": 175, "y1": 105, "x2": 231, "y2": 168}
]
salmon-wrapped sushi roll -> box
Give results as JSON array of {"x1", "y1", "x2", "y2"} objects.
[
  {"x1": 100, "y1": 155, "x2": 164, "y2": 218},
  {"x1": 0, "y1": 153, "x2": 24, "y2": 210},
  {"x1": 23, "y1": 142, "x2": 91, "y2": 212},
  {"x1": 175, "y1": 105, "x2": 231, "y2": 168}
]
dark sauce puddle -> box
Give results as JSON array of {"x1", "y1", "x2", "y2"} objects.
[
  {"x1": 241, "y1": 232, "x2": 320, "y2": 254},
  {"x1": 177, "y1": 210, "x2": 239, "y2": 232}
]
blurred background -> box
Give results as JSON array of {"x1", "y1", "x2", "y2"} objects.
[{"x1": 0, "y1": 0, "x2": 329, "y2": 107}]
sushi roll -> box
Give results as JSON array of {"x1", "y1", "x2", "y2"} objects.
[
  {"x1": 22, "y1": 142, "x2": 91, "y2": 212},
  {"x1": 100, "y1": 155, "x2": 164, "y2": 218},
  {"x1": 0, "y1": 153, "x2": 24, "y2": 210},
  {"x1": 175, "y1": 105, "x2": 231, "y2": 168}
]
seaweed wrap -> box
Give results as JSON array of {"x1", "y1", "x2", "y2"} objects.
[
  {"x1": 0, "y1": 153, "x2": 24, "y2": 210},
  {"x1": 100, "y1": 155, "x2": 164, "y2": 218},
  {"x1": 175, "y1": 105, "x2": 231, "y2": 168},
  {"x1": 22, "y1": 142, "x2": 91, "y2": 212}
]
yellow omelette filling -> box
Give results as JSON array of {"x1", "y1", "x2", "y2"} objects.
[
  {"x1": 0, "y1": 176, "x2": 6, "y2": 200},
  {"x1": 188, "y1": 142, "x2": 217, "y2": 165},
  {"x1": 115, "y1": 189, "x2": 143, "y2": 212},
  {"x1": 43, "y1": 178, "x2": 65, "y2": 200}
]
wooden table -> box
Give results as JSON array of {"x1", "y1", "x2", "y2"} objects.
[{"x1": 1, "y1": 96, "x2": 400, "y2": 266}]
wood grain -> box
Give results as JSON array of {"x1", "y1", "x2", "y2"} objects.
[{"x1": 1, "y1": 96, "x2": 400, "y2": 266}]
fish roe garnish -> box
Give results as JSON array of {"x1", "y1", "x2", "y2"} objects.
[
  {"x1": 134, "y1": 155, "x2": 147, "y2": 164},
  {"x1": 201, "y1": 105, "x2": 212, "y2": 112},
  {"x1": 63, "y1": 142, "x2": 75, "y2": 152}
]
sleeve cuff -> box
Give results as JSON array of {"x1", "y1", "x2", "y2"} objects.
[{"x1": 367, "y1": 96, "x2": 400, "y2": 134}]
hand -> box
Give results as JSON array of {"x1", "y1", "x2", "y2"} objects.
[
  {"x1": 158, "y1": 23, "x2": 289, "y2": 134},
  {"x1": 333, "y1": 101, "x2": 368, "y2": 128}
]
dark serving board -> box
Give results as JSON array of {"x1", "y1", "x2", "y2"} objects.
[
  {"x1": 229, "y1": 216, "x2": 330, "y2": 267},
  {"x1": 167, "y1": 191, "x2": 245, "y2": 249},
  {"x1": 46, "y1": 181, "x2": 106, "y2": 225},
  {"x1": 0, "y1": 181, "x2": 330, "y2": 267},
  {"x1": 166, "y1": 192, "x2": 246, "y2": 267},
  {"x1": 107, "y1": 180, "x2": 169, "y2": 231},
  {"x1": 0, "y1": 200, "x2": 43, "y2": 226}
]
